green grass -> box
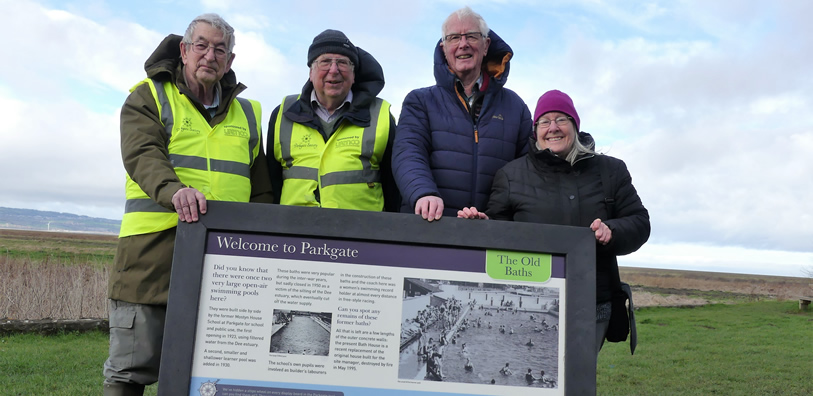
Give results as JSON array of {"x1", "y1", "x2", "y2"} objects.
[
  {"x1": 597, "y1": 300, "x2": 813, "y2": 395},
  {"x1": 0, "y1": 331, "x2": 157, "y2": 395},
  {"x1": 0, "y1": 233, "x2": 117, "y2": 267},
  {"x1": 1, "y1": 301, "x2": 809, "y2": 395},
  {"x1": 0, "y1": 331, "x2": 109, "y2": 395},
  {"x1": 3, "y1": 249, "x2": 115, "y2": 265}
]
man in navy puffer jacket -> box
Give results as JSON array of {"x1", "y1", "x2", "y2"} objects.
[{"x1": 392, "y1": 6, "x2": 533, "y2": 221}]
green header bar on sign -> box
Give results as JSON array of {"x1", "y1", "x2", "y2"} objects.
[{"x1": 486, "y1": 250, "x2": 553, "y2": 283}]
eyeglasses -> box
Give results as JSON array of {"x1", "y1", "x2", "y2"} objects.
[
  {"x1": 187, "y1": 41, "x2": 230, "y2": 59},
  {"x1": 444, "y1": 32, "x2": 484, "y2": 45},
  {"x1": 535, "y1": 116, "x2": 573, "y2": 129},
  {"x1": 314, "y1": 57, "x2": 354, "y2": 72}
]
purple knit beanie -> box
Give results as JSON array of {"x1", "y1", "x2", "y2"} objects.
[{"x1": 533, "y1": 90, "x2": 580, "y2": 131}]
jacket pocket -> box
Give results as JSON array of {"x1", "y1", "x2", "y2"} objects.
[{"x1": 109, "y1": 302, "x2": 136, "y2": 329}]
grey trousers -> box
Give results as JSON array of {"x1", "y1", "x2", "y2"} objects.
[{"x1": 103, "y1": 299, "x2": 166, "y2": 387}]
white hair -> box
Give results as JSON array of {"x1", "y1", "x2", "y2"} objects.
[
  {"x1": 441, "y1": 6, "x2": 490, "y2": 39},
  {"x1": 183, "y1": 13, "x2": 235, "y2": 52}
]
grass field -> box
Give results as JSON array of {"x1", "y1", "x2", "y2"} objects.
[
  {"x1": 0, "y1": 228, "x2": 116, "y2": 264},
  {"x1": 1, "y1": 301, "x2": 809, "y2": 395},
  {"x1": 596, "y1": 301, "x2": 812, "y2": 395},
  {"x1": 1, "y1": 229, "x2": 811, "y2": 395}
]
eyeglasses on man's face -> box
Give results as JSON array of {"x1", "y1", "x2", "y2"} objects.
[
  {"x1": 535, "y1": 116, "x2": 573, "y2": 129},
  {"x1": 188, "y1": 41, "x2": 230, "y2": 59},
  {"x1": 315, "y1": 57, "x2": 354, "y2": 72},
  {"x1": 444, "y1": 32, "x2": 484, "y2": 46}
]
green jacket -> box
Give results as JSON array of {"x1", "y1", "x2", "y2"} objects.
[{"x1": 109, "y1": 35, "x2": 274, "y2": 305}]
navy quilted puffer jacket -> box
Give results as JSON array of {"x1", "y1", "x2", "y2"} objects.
[{"x1": 392, "y1": 30, "x2": 533, "y2": 215}]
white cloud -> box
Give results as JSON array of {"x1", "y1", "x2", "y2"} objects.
[
  {"x1": 1, "y1": 1, "x2": 156, "y2": 220},
  {"x1": 2, "y1": 0, "x2": 811, "y2": 275},
  {"x1": 7, "y1": 1, "x2": 161, "y2": 98},
  {"x1": 228, "y1": 29, "x2": 301, "y2": 121},
  {"x1": 507, "y1": 2, "x2": 813, "y2": 255},
  {"x1": 0, "y1": 92, "x2": 123, "y2": 217}
]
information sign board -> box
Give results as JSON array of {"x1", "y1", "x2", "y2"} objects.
[{"x1": 158, "y1": 202, "x2": 597, "y2": 395}]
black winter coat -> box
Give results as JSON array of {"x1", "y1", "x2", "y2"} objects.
[{"x1": 486, "y1": 135, "x2": 650, "y2": 302}]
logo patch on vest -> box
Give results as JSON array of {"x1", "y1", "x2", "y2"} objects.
[
  {"x1": 293, "y1": 134, "x2": 318, "y2": 150},
  {"x1": 224, "y1": 125, "x2": 249, "y2": 139},
  {"x1": 180, "y1": 117, "x2": 201, "y2": 134},
  {"x1": 336, "y1": 135, "x2": 360, "y2": 148}
]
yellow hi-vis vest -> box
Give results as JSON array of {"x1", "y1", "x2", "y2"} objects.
[
  {"x1": 119, "y1": 78, "x2": 262, "y2": 237},
  {"x1": 273, "y1": 94, "x2": 390, "y2": 211}
]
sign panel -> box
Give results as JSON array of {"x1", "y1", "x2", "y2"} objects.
[{"x1": 159, "y1": 202, "x2": 597, "y2": 396}]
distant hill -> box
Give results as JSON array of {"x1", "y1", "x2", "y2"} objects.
[{"x1": 0, "y1": 207, "x2": 120, "y2": 235}]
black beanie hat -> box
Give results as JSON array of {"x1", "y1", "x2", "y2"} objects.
[{"x1": 307, "y1": 29, "x2": 359, "y2": 67}]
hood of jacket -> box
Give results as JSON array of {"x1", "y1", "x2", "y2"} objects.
[
  {"x1": 433, "y1": 29, "x2": 513, "y2": 93},
  {"x1": 143, "y1": 34, "x2": 239, "y2": 92},
  {"x1": 298, "y1": 46, "x2": 385, "y2": 115}
]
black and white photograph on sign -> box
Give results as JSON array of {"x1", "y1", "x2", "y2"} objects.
[
  {"x1": 398, "y1": 278, "x2": 560, "y2": 388},
  {"x1": 269, "y1": 309, "x2": 332, "y2": 356}
]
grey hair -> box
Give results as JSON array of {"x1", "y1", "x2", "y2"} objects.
[
  {"x1": 442, "y1": 6, "x2": 490, "y2": 39},
  {"x1": 183, "y1": 13, "x2": 235, "y2": 52},
  {"x1": 564, "y1": 135, "x2": 597, "y2": 165}
]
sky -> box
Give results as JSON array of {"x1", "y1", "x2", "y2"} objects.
[{"x1": 1, "y1": 0, "x2": 811, "y2": 278}]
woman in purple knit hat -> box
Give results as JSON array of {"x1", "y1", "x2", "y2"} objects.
[{"x1": 457, "y1": 90, "x2": 650, "y2": 357}]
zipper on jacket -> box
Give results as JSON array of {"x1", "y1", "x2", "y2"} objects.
[
  {"x1": 456, "y1": 90, "x2": 480, "y2": 206},
  {"x1": 470, "y1": 122, "x2": 479, "y2": 207}
]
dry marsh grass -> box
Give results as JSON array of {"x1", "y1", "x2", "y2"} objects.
[
  {"x1": 621, "y1": 267, "x2": 812, "y2": 307},
  {"x1": 1, "y1": 229, "x2": 811, "y2": 320},
  {"x1": 1, "y1": 229, "x2": 115, "y2": 320},
  {"x1": 1, "y1": 256, "x2": 109, "y2": 319}
]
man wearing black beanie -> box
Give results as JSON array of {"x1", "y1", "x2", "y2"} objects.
[{"x1": 266, "y1": 29, "x2": 399, "y2": 212}]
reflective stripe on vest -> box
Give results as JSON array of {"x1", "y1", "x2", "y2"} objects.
[
  {"x1": 274, "y1": 94, "x2": 389, "y2": 211},
  {"x1": 119, "y1": 78, "x2": 261, "y2": 237}
]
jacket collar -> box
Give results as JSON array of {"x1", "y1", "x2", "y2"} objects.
[{"x1": 433, "y1": 29, "x2": 514, "y2": 94}]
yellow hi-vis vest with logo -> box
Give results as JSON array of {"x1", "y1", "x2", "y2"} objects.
[
  {"x1": 273, "y1": 94, "x2": 390, "y2": 211},
  {"x1": 119, "y1": 78, "x2": 262, "y2": 237}
]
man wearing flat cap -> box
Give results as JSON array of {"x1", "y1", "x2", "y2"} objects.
[{"x1": 266, "y1": 29, "x2": 398, "y2": 211}]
